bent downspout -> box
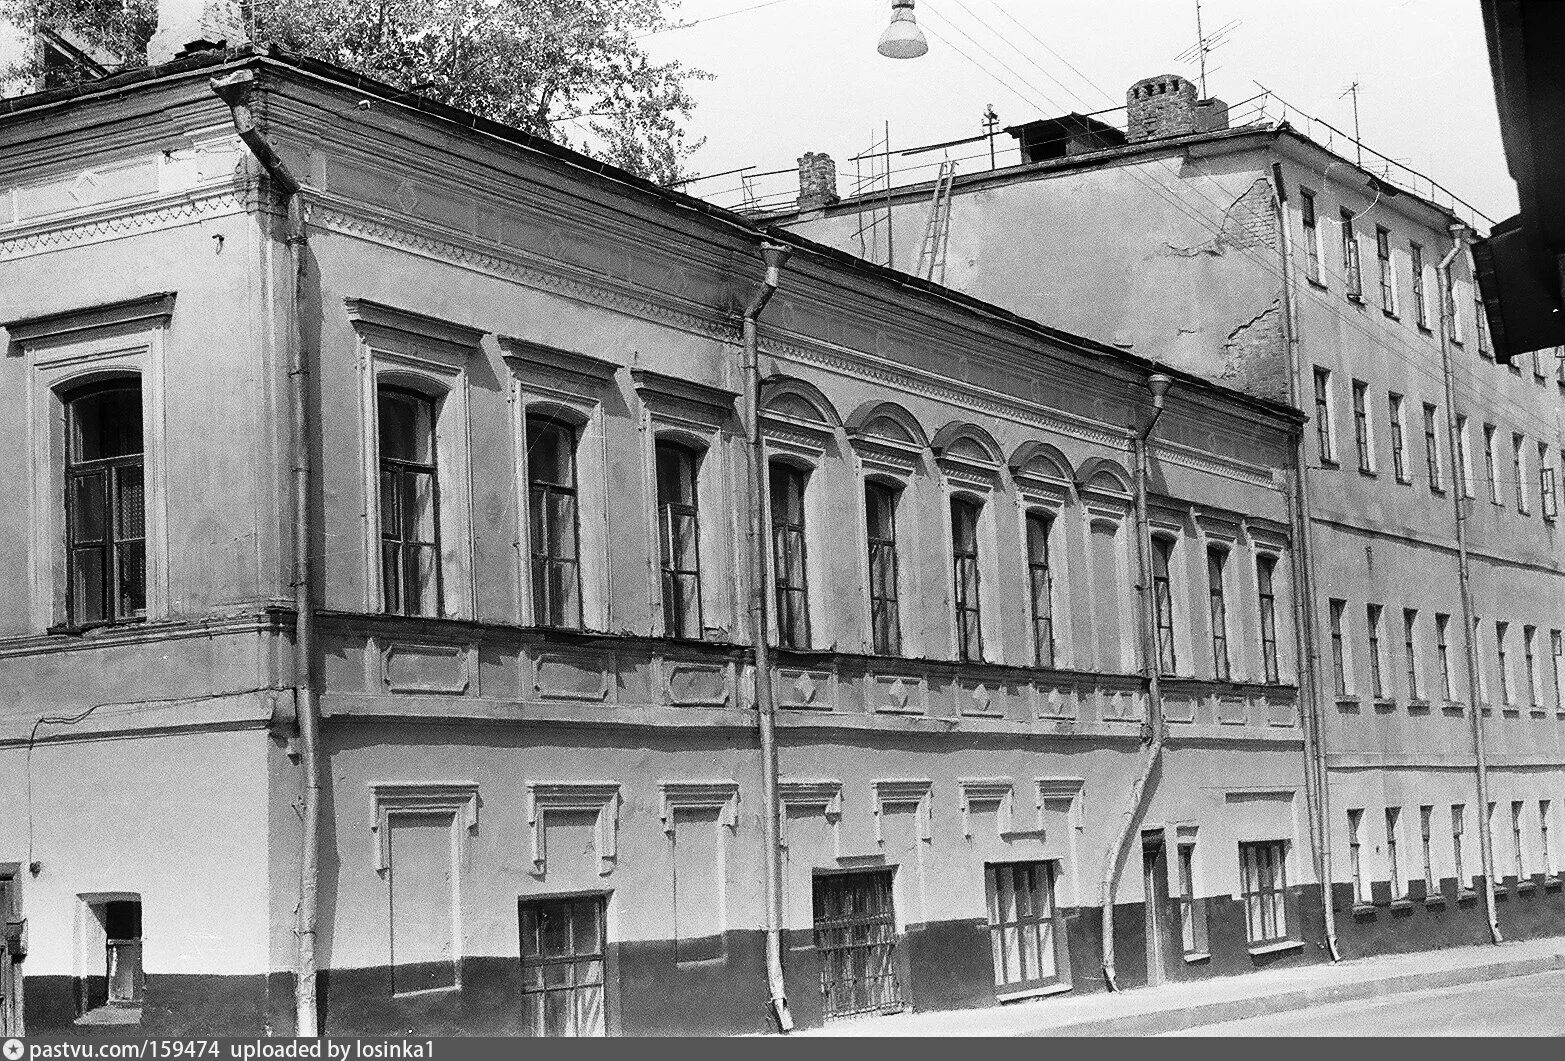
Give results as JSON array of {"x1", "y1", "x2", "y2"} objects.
[
  {"x1": 1436, "y1": 225, "x2": 1503, "y2": 945},
  {"x1": 211, "y1": 69, "x2": 324, "y2": 1033},
  {"x1": 1099, "y1": 372, "x2": 1172, "y2": 992},
  {"x1": 1268, "y1": 164, "x2": 1341, "y2": 961},
  {"x1": 744, "y1": 241, "x2": 794, "y2": 1032}
]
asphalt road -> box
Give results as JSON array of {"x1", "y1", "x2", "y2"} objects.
[{"x1": 1167, "y1": 968, "x2": 1565, "y2": 1036}]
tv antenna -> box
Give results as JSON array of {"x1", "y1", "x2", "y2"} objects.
[
  {"x1": 1340, "y1": 80, "x2": 1363, "y2": 166},
  {"x1": 982, "y1": 104, "x2": 1000, "y2": 170},
  {"x1": 1175, "y1": 1, "x2": 1240, "y2": 97}
]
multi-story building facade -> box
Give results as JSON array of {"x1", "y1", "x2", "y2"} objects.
[
  {"x1": 781, "y1": 72, "x2": 1565, "y2": 961},
  {"x1": 0, "y1": 46, "x2": 1319, "y2": 1036}
]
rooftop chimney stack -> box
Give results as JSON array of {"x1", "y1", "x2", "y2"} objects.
[
  {"x1": 1125, "y1": 74, "x2": 1229, "y2": 143},
  {"x1": 797, "y1": 152, "x2": 840, "y2": 213},
  {"x1": 147, "y1": 0, "x2": 247, "y2": 65}
]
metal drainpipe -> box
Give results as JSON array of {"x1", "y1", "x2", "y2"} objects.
[
  {"x1": 1436, "y1": 224, "x2": 1503, "y2": 945},
  {"x1": 210, "y1": 69, "x2": 324, "y2": 1033},
  {"x1": 1268, "y1": 164, "x2": 1341, "y2": 961},
  {"x1": 1099, "y1": 372, "x2": 1171, "y2": 992},
  {"x1": 744, "y1": 241, "x2": 794, "y2": 1032}
]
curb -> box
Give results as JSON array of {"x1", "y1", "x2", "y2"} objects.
[{"x1": 1022, "y1": 950, "x2": 1565, "y2": 1036}]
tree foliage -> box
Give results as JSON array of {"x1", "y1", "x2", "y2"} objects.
[{"x1": 1, "y1": 0, "x2": 707, "y2": 183}]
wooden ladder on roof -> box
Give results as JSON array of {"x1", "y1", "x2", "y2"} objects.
[{"x1": 914, "y1": 158, "x2": 956, "y2": 284}]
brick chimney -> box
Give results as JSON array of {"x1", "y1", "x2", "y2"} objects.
[
  {"x1": 797, "y1": 152, "x2": 839, "y2": 212},
  {"x1": 1125, "y1": 74, "x2": 1229, "y2": 142},
  {"x1": 147, "y1": 0, "x2": 247, "y2": 65}
]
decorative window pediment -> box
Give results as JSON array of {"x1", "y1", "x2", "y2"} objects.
[
  {"x1": 1245, "y1": 518, "x2": 1291, "y2": 552},
  {"x1": 1009, "y1": 440, "x2": 1075, "y2": 508},
  {"x1": 5, "y1": 292, "x2": 176, "y2": 355},
  {"x1": 873, "y1": 779, "x2": 933, "y2": 843},
  {"x1": 1074, "y1": 456, "x2": 1133, "y2": 510},
  {"x1": 762, "y1": 377, "x2": 840, "y2": 461},
  {"x1": 346, "y1": 298, "x2": 486, "y2": 354},
  {"x1": 501, "y1": 335, "x2": 618, "y2": 400},
  {"x1": 932, "y1": 421, "x2": 1004, "y2": 491},
  {"x1": 846, "y1": 401, "x2": 929, "y2": 477},
  {"x1": 959, "y1": 779, "x2": 1015, "y2": 838},
  {"x1": 632, "y1": 368, "x2": 739, "y2": 430},
  {"x1": 658, "y1": 781, "x2": 740, "y2": 833},
  {"x1": 1194, "y1": 508, "x2": 1242, "y2": 545},
  {"x1": 1035, "y1": 777, "x2": 1085, "y2": 831},
  {"x1": 1149, "y1": 504, "x2": 1189, "y2": 540},
  {"x1": 369, "y1": 782, "x2": 480, "y2": 873},
  {"x1": 778, "y1": 779, "x2": 843, "y2": 856},
  {"x1": 527, "y1": 782, "x2": 622, "y2": 876}
]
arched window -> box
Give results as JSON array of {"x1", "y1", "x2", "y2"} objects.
[
  {"x1": 1207, "y1": 546, "x2": 1230, "y2": 681},
  {"x1": 1152, "y1": 536, "x2": 1178, "y2": 673},
  {"x1": 378, "y1": 386, "x2": 443, "y2": 617},
  {"x1": 951, "y1": 496, "x2": 984, "y2": 662},
  {"x1": 769, "y1": 461, "x2": 811, "y2": 649},
  {"x1": 655, "y1": 440, "x2": 703, "y2": 639},
  {"x1": 864, "y1": 480, "x2": 901, "y2": 656},
  {"x1": 527, "y1": 416, "x2": 583, "y2": 629},
  {"x1": 1025, "y1": 512, "x2": 1054, "y2": 667},
  {"x1": 65, "y1": 379, "x2": 145, "y2": 625}
]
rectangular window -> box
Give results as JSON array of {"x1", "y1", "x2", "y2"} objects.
[
  {"x1": 1403, "y1": 608, "x2": 1420, "y2": 700},
  {"x1": 1177, "y1": 840, "x2": 1208, "y2": 956},
  {"x1": 1553, "y1": 630, "x2": 1564, "y2": 710},
  {"x1": 1385, "y1": 807, "x2": 1404, "y2": 899},
  {"x1": 1257, "y1": 555, "x2": 1280, "y2": 684},
  {"x1": 380, "y1": 387, "x2": 442, "y2": 618},
  {"x1": 865, "y1": 481, "x2": 902, "y2": 656},
  {"x1": 1377, "y1": 226, "x2": 1396, "y2": 314},
  {"x1": 1420, "y1": 805, "x2": 1436, "y2": 895},
  {"x1": 1456, "y1": 415, "x2": 1472, "y2": 498},
  {"x1": 1342, "y1": 209, "x2": 1363, "y2": 300},
  {"x1": 528, "y1": 417, "x2": 583, "y2": 629},
  {"x1": 1330, "y1": 599, "x2": 1349, "y2": 695},
  {"x1": 816, "y1": 870, "x2": 904, "y2": 1018},
  {"x1": 1423, "y1": 403, "x2": 1443, "y2": 491},
  {"x1": 65, "y1": 381, "x2": 147, "y2": 627},
  {"x1": 519, "y1": 895, "x2": 606, "y2": 1037},
  {"x1": 1525, "y1": 625, "x2": 1540, "y2": 706},
  {"x1": 1477, "y1": 297, "x2": 1493, "y2": 358},
  {"x1": 1348, "y1": 808, "x2": 1368, "y2": 904},
  {"x1": 1447, "y1": 269, "x2": 1465, "y2": 344},
  {"x1": 770, "y1": 462, "x2": 811, "y2": 649},
  {"x1": 1207, "y1": 547, "x2": 1230, "y2": 681},
  {"x1": 1497, "y1": 620, "x2": 1513, "y2": 704},
  {"x1": 1452, "y1": 805, "x2": 1468, "y2": 887},
  {"x1": 1301, "y1": 189, "x2": 1322, "y2": 283},
  {"x1": 951, "y1": 498, "x2": 984, "y2": 662},
  {"x1": 1239, "y1": 841, "x2": 1290, "y2": 945},
  {"x1": 1475, "y1": 616, "x2": 1489, "y2": 703},
  {"x1": 1314, "y1": 367, "x2": 1335, "y2": 463},
  {"x1": 1153, "y1": 537, "x2": 1177, "y2": 673},
  {"x1": 1352, "y1": 381, "x2": 1373, "y2": 473},
  {"x1": 1437, "y1": 613, "x2": 1454, "y2": 701},
  {"x1": 1025, "y1": 512, "x2": 1055, "y2": 667},
  {"x1": 1367, "y1": 603, "x2": 1386, "y2": 699},
  {"x1": 1484, "y1": 424, "x2": 1500, "y2": 504},
  {"x1": 1542, "y1": 800, "x2": 1555, "y2": 878},
  {"x1": 984, "y1": 862, "x2": 1061, "y2": 994},
  {"x1": 656, "y1": 441, "x2": 703, "y2": 640},
  {"x1": 1540, "y1": 444, "x2": 1557, "y2": 519},
  {"x1": 1388, "y1": 393, "x2": 1408, "y2": 481},
  {"x1": 1512, "y1": 801, "x2": 1526, "y2": 880},
  {"x1": 1514, "y1": 434, "x2": 1529, "y2": 513},
  {"x1": 1411, "y1": 241, "x2": 1429, "y2": 327}
]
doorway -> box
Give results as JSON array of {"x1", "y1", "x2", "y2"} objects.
[{"x1": 1141, "y1": 831, "x2": 1170, "y2": 986}]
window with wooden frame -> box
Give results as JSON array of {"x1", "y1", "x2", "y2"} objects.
[
  {"x1": 984, "y1": 862, "x2": 1061, "y2": 994},
  {"x1": 1342, "y1": 209, "x2": 1363, "y2": 300},
  {"x1": 1539, "y1": 443, "x2": 1557, "y2": 519},
  {"x1": 1541, "y1": 800, "x2": 1555, "y2": 879},
  {"x1": 951, "y1": 496, "x2": 984, "y2": 662},
  {"x1": 1376, "y1": 226, "x2": 1396, "y2": 314},
  {"x1": 1301, "y1": 188, "x2": 1323, "y2": 283},
  {"x1": 1484, "y1": 423, "x2": 1501, "y2": 504},
  {"x1": 1452, "y1": 804, "x2": 1468, "y2": 887},
  {"x1": 1437, "y1": 613, "x2": 1454, "y2": 700},
  {"x1": 63, "y1": 380, "x2": 146, "y2": 627},
  {"x1": 1497, "y1": 620, "x2": 1513, "y2": 704},
  {"x1": 519, "y1": 894, "x2": 606, "y2": 1037},
  {"x1": 1313, "y1": 367, "x2": 1335, "y2": 464},
  {"x1": 1206, "y1": 547, "x2": 1230, "y2": 681},
  {"x1": 1513, "y1": 433, "x2": 1529, "y2": 513},
  {"x1": 1025, "y1": 512, "x2": 1055, "y2": 668},
  {"x1": 1420, "y1": 805, "x2": 1436, "y2": 895},
  {"x1": 527, "y1": 417, "x2": 583, "y2": 629},
  {"x1": 1348, "y1": 808, "x2": 1369, "y2": 904},
  {"x1": 1257, "y1": 555, "x2": 1280, "y2": 684},
  {"x1": 1403, "y1": 608, "x2": 1420, "y2": 701},
  {"x1": 1411, "y1": 241, "x2": 1429, "y2": 327},
  {"x1": 1366, "y1": 603, "x2": 1386, "y2": 699},
  {"x1": 1385, "y1": 807, "x2": 1405, "y2": 899},
  {"x1": 770, "y1": 461, "x2": 811, "y2": 650},
  {"x1": 1423, "y1": 402, "x2": 1443, "y2": 492},
  {"x1": 1388, "y1": 393, "x2": 1409, "y2": 482},
  {"x1": 1512, "y1": 801, "x2": 1526, "y2": 880},
  {"x1": 864, "y1": 480, "x2": 901, "y2": 656},
  {"x1": 1455, "y1": 415, "x2": 1473, "y2": 498},
  {"x1": 1239, "y1": 840, "x2": 1290, "y2": 945},
  {"x1": 1330, "y1": 598, "x2": 1349, "y2": 695},
  {"x1": 655, "y1": 440, "x2": 703, "y2": 640},
  {"x1": 1152, "y1": 536, "x2": 1178, "y2": 673},
  {"x1": 1524, "y1": 625, "x2": 1540, "y2": 706},
  {"x1": 1352, "y1": 380, "x2": 1373, "y2": 473},
  {"x1": 1552, "y1": 630, "x2": 1564, "y2": 710},
  {"x1": 378, "y1": 386, "x2": 442, "y2": 618},
  {"x1": 1176, "y1": 839, "x2": 1207, "y2": 956}
]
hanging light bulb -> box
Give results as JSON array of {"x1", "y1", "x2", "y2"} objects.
[{"x1": 877, "y1": 0, "x2": 928, "y2": 59}]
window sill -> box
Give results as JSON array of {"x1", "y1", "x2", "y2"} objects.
[
  {"x1": 1530, "y1": 708, "x2": 1549, "y2": 719},
  {"x1": 1346, "y1": 294, "x2": 1366, "y2": 305},
  {"x1": 1544, "y1": 877, "x2": 1562, "y2": 891},
  {"x1": 1516, "y1": 881, "x2": 1537, "y2": 894},
  {"x1": 1373, "y1": 697, "x2": 1398, "y2": 712},
  {"x1": 1358, "y1": 467, "x2": 1378, "y2": 478},
  {"x1": 1183, "y1": 951, "x2": 1212, "y2": 964},
  {"x1": 1430, "y1": 485, "x2": 1447, "y2": 496},
  {"x1": 1383, "y1": 309, "x2": 1400, "y2": 320},
  {"x1": 1351, "y1": 903, "x2": 1377, "y2": 917},
  {"x1": 1248, "y1": 939, "x2": 1305, "y2": 957},
  {"x1": 1389, "y1": 898, "x2": 1415, "y2": 911},
  {"x1": 1320, "y1": 458, "x2": 1341, "y2": 469},
  {"x1": 1394, "y1": 476, "x2": 1413, "y2": 486},
  {"x1": 996, "y1": 981, "x2": 1073, "y2": 1003},
  {"x1": 1442, "y1": 700, "x2": 1467, "y2": 715},
  {"x1": 46, "y1": 616, "x2": 146, "y2": 637},
  {"x1": 1417, "y1": 324, "x2": 1434, "y2": 335},
  {"x1": 1457, "y1": 888, "x2": 1478, "y2": 903},
  {"x1": 76, "y1": 1006, "x2": 143, "y2": 1027},
  {"x1": 1407, "y1": 698, "x2": 1432, "y2": 712},
  {"x1": 1335, "y1": 695, "x2": 1362, "y2": 708},
  {"x1": 1424, "y1": 894, "x2": 1447, "y2": 907},
  {"x1": 1307, "y1": 278, "x2": 1329, "y2": 291}
]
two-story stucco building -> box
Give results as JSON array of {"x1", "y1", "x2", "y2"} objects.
[{"x1": 0, "y1": 38, "x2": 1331, "y2": 1037}]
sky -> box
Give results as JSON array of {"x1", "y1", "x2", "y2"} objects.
[{"x1": 637, "y1": 0, "x2": 1516, "y2": 223}]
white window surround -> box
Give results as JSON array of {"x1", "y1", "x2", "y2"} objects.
[
  {"x1": 1077, "y1": 461, "x2": 1136, "y2": 674},
  {"x1": 634, "y1": 369, "x2": 741, "y2": 640},
  {"x1": 349, "y1": 299, "x2": 481, "y2": 621},
  {"x1": 778, "y1": 779, "x2": 843, "y2": 858},
  {"x1": 10, "y1": 293, "x2": 175, "y2": 632},
  {"x1": 1011, "y1": 441, "x2": 1077, "y2": 670},
  {"x1": 526, "y1": 782, "x2": 622, "y2": 877},
  {"x1": 502, "y1": 336, "x2": 617, "y2": 633},
  {"x1": 846, "y1": 401, "x2": 931, "y2": 659},
  {"x1": 959, "y1": 779, "x2": 1015, "y2": 838},
  {"x1": 368, "y1": 782, "x2": 479, "y2": 873},
  {"x1": 1246, "y1": 520, "x2": 1294, "y2": 685},
  {"x1": 873, "y1": 780, "x2": 933, "y2": 843},
  {"x1": 1195, "y1": 510, "x2": 1242, "y2": 681},
  {"x1": 658, "y1": 780, "x2": 740, "y2": 833},
  {"x1": 933, "y1": 423, "x2": 1007, "y2": 665},
  {"x1": 1148, "y1": 507, "x2": 1191, "y2": 677},
  {"x1": 760, "y1": 381, "x2": 840, "y2": 651}
]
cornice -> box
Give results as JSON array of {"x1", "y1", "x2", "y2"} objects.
[{"x1": 0, "y1": 187, "x2": 246, "y2": 262}]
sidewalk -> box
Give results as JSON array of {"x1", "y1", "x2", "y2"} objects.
[{"x1": 797, "y1": 935, "x2": 1565, "y2": 1036}]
